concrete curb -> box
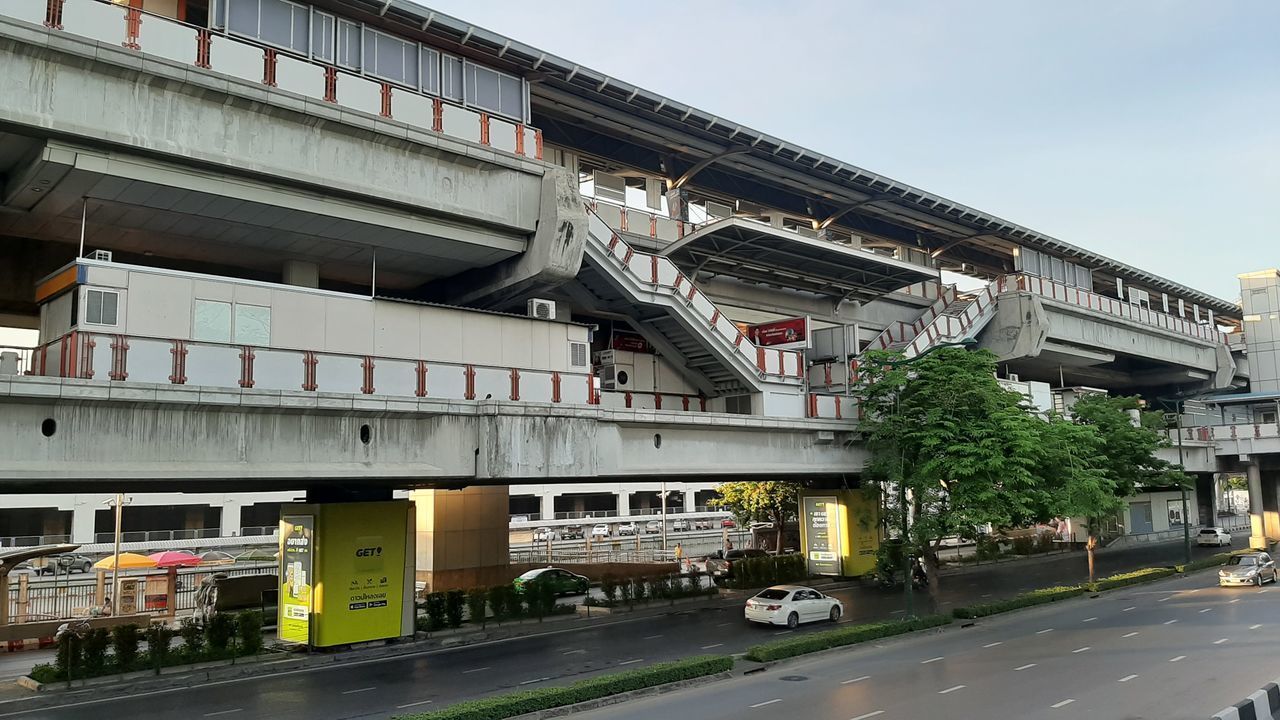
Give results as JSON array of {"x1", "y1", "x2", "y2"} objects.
[
  {"x1": 506, "y1": 671, "x2": 735, "y2": 720},
  {"x1": 1212, "y1": 681, "x2": 1280, "y2": 720}
]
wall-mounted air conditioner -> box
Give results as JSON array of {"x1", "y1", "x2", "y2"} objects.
[
  {"x1": 88, "y1": 249, "x2": 113, "y2": 262},
  {"x1": 599, "y1": 364, "x2": 633, "y2": 390},
  {"x1": 526, "y1": 298, "x2": 555, "y2": 320}
]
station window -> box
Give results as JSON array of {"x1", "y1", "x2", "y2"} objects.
[
  {"x1": 336, "y1": 18, "x2": 361, "y2": 70},
  {"x1": 441, "y1": 54, "x2": 464, "y2": 101},
  {"x1": 464, "y1": 61, "x2": 524, "y2": 119},
  {"x1": 311, "y1": 10, "x2": 335, "y2": 63},
  {"x1": 225, "y1": 0, "x2": 309, "y2": 55},
  {"x1": 362, "y1": 27, "x2": 419, "y2": 88},
  {"x1": 194, "y1": 300, "x2": 272, "y2": 345},
  {"x1": 83, "y1": 289, "x2": 119, "y2": 327}
]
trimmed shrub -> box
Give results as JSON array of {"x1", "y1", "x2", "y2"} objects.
[
  {"x1": 178, "y1": 617, "x2": 204, "y2": 659},
  {"x1": 600, "y1": 575, "x2": 618, "y2": 605},
  {"x1": 445, "y1": 590, "x2": 466, "y2": 629},
  {"x1": 952, "y1": 586, "x2": 1084, "y2": 619},
  {"x1": 1176, "y1": 552, "x2": 1234, "y2": 573},
  {"x1": 426, "y1": 592, "x2": 448, "y2": 631},
  {"x1": 394, "y1": 655, "x2": 732, "y2": 720},
  {"x1": 486, "y1": 585, "x2": 510, "y2": 621},
  {"x1": 745, "y1": 615, "x2": 952, "y2": 663},
  {"x1": 1087, "y1": 567, "x2": 1175, "y2": 592},
  {"x1": 54, "y1": 630, "x2": 83, "y2": 679},
  {"x1": 619, "y1": 578, "x2": 634, "y2": 606},
  {"x1": 1010, "y1": 535, "x2": 1035, "y2": 555},
  {"x1": 237, "y1": 610, "x2": 263, "y2": 655},
  {"x1": 111, "y1": 624, "x2": 141, "y2": 670},
  {"x1": 205, "y1": 613, "x2": 235, "y2": 655},
  {"x1": 467, "y1": 588, "x2": 488, "y2": 627},
  {"x1": 633, "y1": 577, "x2": 648, "y2": 604},
  {"x1": 145, "y1": 624, "x2": 175, "y2": 669},
  {"x1": 975, "y1": 535, "x2": 1001, "y2": 562},
  {"x1": 83, "y1": 628, "x2": 110, "y2": 675},
  {"x1": 29, "y1": 663, "x2": 59, "y2": 684}
]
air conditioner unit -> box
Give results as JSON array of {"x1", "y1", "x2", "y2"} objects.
[
  {"x1": 599, "y1": 363, "x2": 633, "y2": 390},
  {"x1": 593, "y1": 349, "x2": 618, "y2": 366},
  {"x1": 88, "y1": 249, "x2": 113, "y2": 262},
  {"x1": 1007, "y1": 373, "x2": 1020, "y2": 383},
  {"x1": 526, "y1": 299, "x2": 556, "y2": 320}
]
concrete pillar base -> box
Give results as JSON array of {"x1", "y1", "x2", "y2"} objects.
[{"x1": 412, "y1": 486, "x2": 510, "y2": 594}]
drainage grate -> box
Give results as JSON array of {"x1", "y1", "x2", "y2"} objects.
[{"x1": 780, "y1": 675, "x2": 809, "y2": 682}]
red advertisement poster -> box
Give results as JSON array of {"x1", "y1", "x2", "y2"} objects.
[
  {"x1": 748, "y1": 317, "x2": 808, "y2": 348},
  {"x1": 611, "y1": 333, "x2": 651, "y2": 353}
]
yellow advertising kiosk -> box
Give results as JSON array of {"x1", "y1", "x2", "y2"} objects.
[
  {"x1": 797, "y1": 489, "x2": 880, "y2": 578},
  {"x1": 278, "y1": 500, "x2": 415, "y2": 647}
]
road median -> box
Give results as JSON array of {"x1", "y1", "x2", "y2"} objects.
[{"x1": 744, "y1": 614, "x2": 952, "y2": 662}]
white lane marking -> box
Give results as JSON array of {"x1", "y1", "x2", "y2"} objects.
[
  {"x1": 1015, "y1": 663, "x2": 1037, "y2": 671},
  {"x1": 1199, "y1": 608, "x2": 1212, "y2": 613},
  {"x1": 1251, "y1": 624, "x2": 1263, "y2": 630},
  {"x1": 1051, "y1": 699, "x2": 1075, "y2": 709},
  {"x1": 983, "y1": 642, "x2": 1003, "y2": 648},
  {"x1": 981, "y1": 593, "x2": 993, "y2": 598},
  {"x1": 643, "y1": 634, "x2": 664, "y2": 639},
  {"x1": 1213, "y1": 638, "x2": 1229, "y2": 645},
  {"x1": 701, "y1": 643, "x2": 724, "y2": 650},
  {"x1": 1122, "y1": 606, "x2": 1136, "y2": 612},
  {"x1": 562, "y1": 649, "x2": 587, "y2": 655},
  {"x1": 618, "y1": 659, "x2": 644, "y2": 666},
  {"x1": 342, "y1": 687, "x2": 376, "y2": 695},
  {"x1": 1158, "y1": 596, "x2": 1172, "y2": 602},
  {"x1": 1118, "y1": 674, "x2": 1139, "y2": 682},
  {"x1": 1170, "y1": 655, "x2": 1186, "y2": 662},
  {"x1": 749, "y1": 699, "x2": 782, "y2": 708},
  {"x1": 1036, "y1": 628, "x2": 1054, "y2": 634},
  {"x1": 773, "y1": 630, "x2": 794, "y2": 636},
  {"x1": 921, "y1": 656, "x2": 944, "y2": 664},
  {"x1": 850, "y1": 712, "x2": 885, "y2": 720},
  {"x1": 1082, "y1": 617, "x2": 1097, "y2": 623},
  {"x1": 841, "y1": 675, "x2": 871, "y2": 685},
  {"x1": 1122, "y1": 632, "x2": 1139, "y2": 638},
  {"x1": 462, "y1": 667, "x2": 491, "y2": 674},
  {"x1": 1229, "y1": 599, "x2": 1240, "y2": 604},
  {"x1": 203, "y1": 711, "x2": 242, "y2": 718},
  {"x1": 520, "y1": 676, "x2": 553, "y2": 685},
  {"x1": 1163, "y1": 620, "x2": 1178, "y2": 625},
  {"x1": 1072, "y1": 646, "x2": 1090, "y2": 653},
  {"x1": 1261, "y1": 588, "x2": 1272, "y2": 594},
  {"x1": 889, "y1": 610, "x2": 906, "y2": 615},
  {"x1": 396, "y1": 701, "x2": 433, "y2": 709},
  {"x1": 938, "y1": 685, "x2": 966, "y2": 694}
]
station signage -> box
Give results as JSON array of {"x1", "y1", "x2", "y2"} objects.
[
  {"x1": 803, "y1": 496, "x2": 842, "y2": 575},
  {"x1": 747, "y1": 316, "x2": 809, "y2": 349}
]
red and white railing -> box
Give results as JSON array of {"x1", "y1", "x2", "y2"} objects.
[
  {"x1": 589, "y1": 201, "x2": 689, "y2": 245},
  {"x1": 896, "y1": 277, "x2": 1006, "y2": 360},
  {"x1": 26, "y1": 331, "x2": 594, "y2": 406},
  {"x1": 806, "y1": 393, "x2": 858, "y2": 420},
  {"x1": 585, "y1": 209, "x2": 805, "y2": 383},
  {"x1": 1013, "y1": 274, "x2": 1228, "y2": 344},
  {"x1": 7, "y1": 0, "x2": 540, "y2": 161},
  {"x1": 866, "y1": 283, "x2": 959, "y2": 353},
  {"x1": 599, "y1": 390, "x2": 708, "y2": 413}
]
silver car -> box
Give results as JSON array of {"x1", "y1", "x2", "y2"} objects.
[{"x1": 1219, "y1": 552, "x2": 1277, "y2": 587}]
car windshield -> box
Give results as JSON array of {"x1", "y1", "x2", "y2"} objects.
[
  {"x1": 755, "y1": 589, "x2": 790, "y2": 600},
  {"x1": 1200, "y1": 529, "x2": 1219, "y2": 535},
  {"x1": 1229, "y1": 556, "x2": 1258, "y2": 566},
  {"x1": 517, "y1": 569, "x2": 546, "y2": 580}
]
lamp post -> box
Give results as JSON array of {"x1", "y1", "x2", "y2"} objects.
[
  {"x1": 1159, "y1": 396, "x2": 1195, "y2": 567},
  {"x1": 103, "y1": 493, "x2": 131, "y2": 612},
  {"x1": 881, "y1": 338, "x2": 977, "y2": 617}
]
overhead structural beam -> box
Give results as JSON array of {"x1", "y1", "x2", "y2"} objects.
[
  {"x1": 669, "y1": 146, "x2": 753, "y2": 190},
  {"x1": 814, "y1": 194, "x2": 895, "y2": 230},
  {"x1": 929, "y1": 233, "x2": 996, "y2": 260}
]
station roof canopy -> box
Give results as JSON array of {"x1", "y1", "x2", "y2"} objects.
[
  {"x1": 345, "y1": 1, "x2": 1240, "y2": 320},
  {"x1": 665, "y1": 218, "x2": 938, "y2": 301}
]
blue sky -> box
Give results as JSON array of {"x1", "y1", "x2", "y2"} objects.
[{"x1": 421, "y1": 0, "x2": 1278, "y2": 302}]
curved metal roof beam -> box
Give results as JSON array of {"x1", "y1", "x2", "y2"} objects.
[{"x1": 670, "y1": 146, "x2": 753, "y2": 190}]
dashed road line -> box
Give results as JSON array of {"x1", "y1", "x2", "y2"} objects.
[
  {"x1": 203, "y1": 711, "x2": 243, "y2": 718},
  {"x1": 520, "y1": 677, "x2": 553, "y2": 685},
  {"x1": 342, "y1": 687, "x2": 376, "y2": 695},
  {"x1": 462, "y1": 667, "x2": 491, "y2": 674},
  {"x1": 1122, "y1": 632, "x2": 1139, "y2": 638},
  {"x1": 1199, "y1": 608, "x2": 1212, "y2": 613},
  {"x1": 1036, "y1": 628, "x2": 1054, "y2": 634},
  {"x1": 1118, "y1": 674, "x2": 1139, "y2": 683},
  {"x1": 396, "y1": 701, "x2": 433, "y2": 709},
  {"x1": 701, "y1": 643, "x2": 724, "y2": 650},
  {"x1": 850, "y1": 712, "x2": 885, "y2": 720},
  {"x1": 921, "y1": 656, "x2": 944, "y2": 664},
  {"x1": 983, "y1": 642, "x2": 1003, "y2": 648},
  {"x1": 841, "y1": 675, "x2": 871, "y2": 685},
  {"x1": 618, "y1": 659, "x2": 644, "y2": 666},
  {"x1": 1015, "y1": 663, "x2": 1037, "y2": 671},
  {"x1": 1072, "y1": 646, "x2": 1090, "y2": 653},
  {"x1": 1169, "y1": 656, "x2": 1186, "y2": 662},
  {"x1": 1082, "y1": 617, "x2": 1097, "y2": 623},
  {"x1": 1213, "y1": 638, "x2": 1229, "y2": 645},
  {"x1": 1122, "y1": 606, "x2": 1136, "y2": 612},
  {"x1": 1163, "y1": 619, "x2": 1178, "y2": 625},
  {"x1": 643, "y1": 634, "x2": 664, "y2": 639},
  {"x1": 1229, "y1": 599, "x2": 1240, "y2": 604},
  {"x1": 938, "y1": 685, "x2": 965, "y2": 694},
  {"x1": 1251, "y1": 624, "x2": 1263, "y2": 630},
  {"x1": 749, "y1": 699, "x2": 782, "y2": 708},
  {"x1": 1051, "y1": 699, "x2": 1075, "y2": 709},
  {"x1": 562, "y1": 649, "x2": 586, "y2": 655}
]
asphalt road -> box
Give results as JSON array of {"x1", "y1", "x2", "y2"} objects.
[
  {"x1": 580, "y1": 570, "x2": 1280, "y2": 720},
  {"x1": 0, "y1": 537, "x2": 1245, "y2": 720}
]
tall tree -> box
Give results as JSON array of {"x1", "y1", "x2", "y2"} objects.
[
  {"x1": 1033, "y1": 414, "x2": 1118, "y2": 582},
  {"x1": 857, "y1": 347, "x2": 1045, "y2": 601},
  {"x1": 711, "y1": 481, "x2": 798, "y2": 552}
]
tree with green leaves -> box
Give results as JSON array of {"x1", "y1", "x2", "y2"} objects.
[
  {"x1": 711, "y1": 481, "x2": 798, "y2": 552},
  {"x1": 1033, "y1": 413, "x2": 1118, "y2": 582},
  {"x1": 857, "y1": 347, "x2": 1047, "y2": 602}
]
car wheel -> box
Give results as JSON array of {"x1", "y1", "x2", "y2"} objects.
[
  {"x1": 829, "y1": 606, "x2": 841, "y2": 623},
  {"x1": 81, "y1": 562, "x2": 90, "y2": 573},
  {"x1": 1257, "y1": 575, "x2": 1264, "y2": 587},
  {"x1": 786, "y1": 612, "x2": 799, "y2": 629}
]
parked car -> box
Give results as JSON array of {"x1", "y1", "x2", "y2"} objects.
[
  {"x1": 562, "y1": 525, "x2": 585, "y2": 540},
  {"x1": 195, "y1": 572, "x2": 278, "y2": 628},
  {"x1": 671, "y1": 519, "x2": 691, "y2": 532},
  {"x1": 590, "y1": 524, "x2": 610, "y2": 539},
  {"x1": 533, "y1": 527, "x2": 557, "y2": 542},
  {"x1": 1197, "y1": 527, "x2": 1232, "y2": 547},
  {"x1": 617, "y1": 522, "x2": 638, "y2": 536},
  {"x1": 721, "y1": 518, "x2": 737, "y2": 529},
  {"x1": 38, "y1": 554, "x2": 94, "y2": 575},
  {"x1": 706, "y1": 548, "x2": 768, "y2": 579},
  {"x1": 513, "y1": 567, "x2": 590, "y2": 596},
  {"x1": 1219, "y1": 552, "x2": 1277, "y2": 587},
  {"x1": 644, "y1": 520, "x2": 663, "y2": 534},
  {"x1": 749, "y1": 521, "x2": 776, "y2": 531},
  {"x1": 509, "y1": 515, "x2": 530, "y2": 525},
  {"x1": 744, "y1": 585, "x2": 843, "y2": 628}
]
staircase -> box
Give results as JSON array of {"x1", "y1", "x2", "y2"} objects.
[
  {"x1": 575, "y1": 209, "x2": 805, "y2": 396},
  {"x1": 891, "y1": 277, "x2": 1005, "y2": 360}
]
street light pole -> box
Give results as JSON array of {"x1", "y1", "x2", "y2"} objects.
[
  {"x1": 111, "y1": 492, "x2": 123, "y2": 611},
  {"x1": 1176, "y1": 406, "x2": 1191, "y2": 566},
  {"x1": 660, "y1": 481, "x2": 668, "y2": 553}
]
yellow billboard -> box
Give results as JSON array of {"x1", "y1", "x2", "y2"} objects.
[
  {"x1": 278, "y1": 500, "x2": 414, "y2": 647},
  {"x1": 798, "y1": 489, "x2": 880, "y2": 577}
]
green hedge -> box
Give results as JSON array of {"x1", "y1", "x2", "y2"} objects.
[
  {"x1": 1086, "y1": 567, "x2": 1175, "y2": 592},
  {"x1": 395, "y1": 655, "x2": 732, "y2": 720},
  {"x1": 744, "y1": 614, "x2": 952, "y2": 663},
  {"x1": 1175, "y1": 550, "x2": 1251, "y2": 574},
  {"x1": 952, "y1": 586, "x2": 1085, "y2": 619}
]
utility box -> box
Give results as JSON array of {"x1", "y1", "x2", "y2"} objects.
[{"x1": 797, "y1": 489, "x2": 880, "y2": 578}]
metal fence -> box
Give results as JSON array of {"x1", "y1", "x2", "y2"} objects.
[
  {"x1": 0, "y1": 535, "x2": 71, "y2": 548},
  {"x1": 92, "y1": 528, "x2": 222, "y2": 544}
]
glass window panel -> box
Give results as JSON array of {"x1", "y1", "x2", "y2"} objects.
[
  {"x1": 226, "y1": 0, "x2": 259, "y2": 36},
  {"x1": 420, "y1": 47, "x2": 439, "y2": 94},
  {"x1": 441, "y1": 54, "x2": 463, "y2": 101},
  {"x1": 312, "y1": 11, "x2": 334, "y2": 62},
  {"x1": 469, "y1": 63, "x2": 500, "y2": 112},
  {"x1": 100, "y1": 290, "x2": 118, "y2": 325},
  {"x1": 85, "y1": 290, "x2": 103, "y2": 325},
  {"x1": 193, "y1": 300, "x2": 233, "y2": 344},
  {"x1": 233, "y1": 304, "x2": 272, "y2": 346},
  {"x1": 498, "y1": 73, "x2": 522, "y2": 118},
  {"x1": 290, "y1": 4, "x2": 308, "y2": 53},
  {"x1": 258, "y1": 0, "x2": 293, "y2": 49},
  {"x1": 337, "y1": 19, "x2": 361, "y2": 69}
]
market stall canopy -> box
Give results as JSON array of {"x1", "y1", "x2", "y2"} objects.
[
  {"x1": 94, "y1": 552, "x2": 157, "y2": 570},
  {"x1": 148, "y1": 551, "x2": 201, "y2": 568},
  {"x1": 198, "y1": 550, "x2": 235, "y2": 565}
]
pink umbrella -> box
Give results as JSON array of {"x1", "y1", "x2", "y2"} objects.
[{"x1": 147, "y1": 551, "x2": 201, "y2": 568}]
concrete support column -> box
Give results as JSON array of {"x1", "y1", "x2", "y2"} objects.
[
  {"x1": 282, "y1": 260, "x2": 320, "y2": 288},
  {"x1": 70, "y1": 505, "x2": 96, "y2": 544},
  {"x1": 618, "y1": 491, "x2": 632, "y2": 516},
  {"x1": 1248, "y1": 463, "x2": 1267, "y2": 549},
  {"x1": 683, "y1": 489, "x2": 695, "y2": 513},
  {"x1": 1264, "y1": 469, "x2": 1280, "y2": 546},
  {"x1": 411, "y1": 486, "x2": 510, "y2": 593},
  {"x1": 539, "y1": 493, "x2": 555, "y2": 522},
  {"x1": 222, "y1": 502, "x2": 243, "y2": 538}
]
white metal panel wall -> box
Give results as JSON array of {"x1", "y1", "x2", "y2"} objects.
[
  {"x1": 489, "y1": 117, "x2": 518, "y2": 153},
  {"x1": 139, "y1": 13, "x2": 198, "y2": 66},
  {"x1": 62, "y1": 0, "x2": 127, "y2": 46},
  {"x1": 428, "y1": 363, "x2": 467, "y2": 399},
  {"x1": 655, "y1": 217, "x2": 681, "y2": 244},
  {"x1": 336, "y1": 73, "x2": 383, "y2": 117},
  {"x1": 376, "y1": 358, "x2": 417, "y2": 397},
  {"x1": 2, "y1": 0, "x2": 49, "y2": 25},
  {"x1": 184, "y1": 345, "x2": 241, "y2": 388},
  {"x1": 89, "y1": 336, "x2": 113, "y2": 381},
  {"x1": 560, "y1": 373, "x2": 591, "y2": 405},
  {"x1": 314, "y1": 353, "x2": 362, "y2": 394},
  {"x1": 274, "y1": 54, "x2": 327, "y2": 101},
  {"x1": 125, "y1": 272, "x2": 189, "y2": 339},
  {"x1": 594, "y1": 203, "x2": 623, "y2": 230},
  {"x1": 128, "y1": 338, "x2": 172, "y2": 384},
  {"x1": 395, "y1": 92, "x2": 435, "y2": 133},
  {"x1": 253, "y1": 349, "x2": 302, "y2": 391},
  {"x1": 441, "y1": 103, "x2": 481, "y2": 143},
  {"x1": 499, "y1": 317, "x2": 534, "y2": 369},
  {"x1": 474, "y1": 366, "x2": 509, "y2": 399},
  {"x1": 521, "y1": 371, "x2": 554, "y2": 403},
  {"x1": 209, "y1": 35, "x2": 265, "y2": 85},
  {"x1": 522, "y1": 126, "x2": 539, "y2": 158}
]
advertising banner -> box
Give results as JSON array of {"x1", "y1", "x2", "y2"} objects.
[
  {"x1": 313, "y1": 501, "x2": 408, "y2": 647},
  {"x1": 611, "y1": 333, "x2": 651, "y2": 353},
  {"x1": 804, "y1": 496, "x2": 842, "y2": 575},
  {"x1": 278, "y1": 515, "x2": 314, "y2": 644},
  {"x1": 747, "y1": 316, "x2": 809, "y2": 349}
]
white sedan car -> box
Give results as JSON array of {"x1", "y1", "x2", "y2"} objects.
[
  {"x1": 1197, "y1": 527, "x2": 1232, "y2": 547},
  {"x1": 745, "y1": 585, "x2": 843, "y2": 628}
]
